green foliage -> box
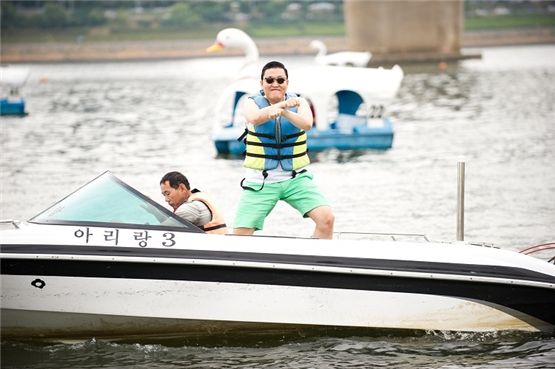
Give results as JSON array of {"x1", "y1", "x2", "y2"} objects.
[
  {"x1": 2, "y1": 1, "x2": 108, "y2": 30},
  {"x1": 465, "y1": 15, "x2": 555, "y2": 30},
  {"x1": 38, "y1": 3, "x2": 68, "y2": 28},
  {"x1": 189, "y1": 1, "x2": 230, "y2": 23},
  {"x1": 1, "y1": 2, "x2": 20, "y2": 30},
  {"x1": 73, "y1": 8, "x2": 106, "y2": 27},
  {"x1": 2, "y1": 0, "x2": 553, "y2": 43},
  {"x1": 247, "y1": 21, "x2": 344, "y2": 38},
  {"x1": 252, "y1": 0, "x2": 290, "y2": 24},
  {"x1": 160, "y1": 2, "x2": 202, "y2": 29}
]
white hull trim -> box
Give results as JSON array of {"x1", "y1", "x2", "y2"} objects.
[{"x1": 1, "y1": 275, "x2": 547, "y2": 338}]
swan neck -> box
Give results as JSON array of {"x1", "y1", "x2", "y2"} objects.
[
  {"x1": 244, "y1": 38, "x2": 259, "y2": 63},
  {"x1": 317, "y1": 43, "x2": 327, "y2": 57}
]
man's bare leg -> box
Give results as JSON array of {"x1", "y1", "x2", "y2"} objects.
[
  {"x1": 307, "y1": 206, "x2": 334, "y2": 239},
  {"x1": 233, "y1": 227, "x2": 255, "y2": 236}
]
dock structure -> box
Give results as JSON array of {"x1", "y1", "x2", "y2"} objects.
[{"x1": 344, "y1": 0, "x2": 480, "y2": 64}]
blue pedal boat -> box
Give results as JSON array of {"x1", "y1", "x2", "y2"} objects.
[
  {"x1": 212, "y1": 65, "x2": 404, "y2": 156},
  {"x1": 0, "y1": 98, "x2": 26, "y2": 116},
  {"x1": 1, "y1": 66, "x2": 30, "y2": 117}
]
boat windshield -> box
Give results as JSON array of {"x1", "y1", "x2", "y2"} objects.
[{"x1": 30, "y1": 171, "x2": 202, "y2": 232}]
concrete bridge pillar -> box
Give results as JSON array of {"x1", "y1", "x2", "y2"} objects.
[{"x1": 344, "y1": 0, "x2": 467, "y2": 64}]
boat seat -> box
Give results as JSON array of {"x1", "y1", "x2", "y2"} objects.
[
  {"x1": 332, "y1": 113, "x2": 367, "y2": 133},
  {"x1": 336, "y1": 90, "x2": 363, "y2": 115}
]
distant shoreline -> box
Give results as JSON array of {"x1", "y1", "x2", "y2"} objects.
[{"x1": 2, "y1": 28, "x2": 554, "y2": 64}]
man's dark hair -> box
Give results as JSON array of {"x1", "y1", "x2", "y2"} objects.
[
  {"x1": 160, "y1": 171, "x2": 190, "y2": 190},
  {"x1": 260, "y1": 60, "x2": 288, "y2": 80}
]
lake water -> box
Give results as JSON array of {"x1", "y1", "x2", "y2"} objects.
[{"x1": 1, "y1": 44, "x2": 554, "y2": 367}]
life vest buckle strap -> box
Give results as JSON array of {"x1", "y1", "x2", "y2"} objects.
[
  {"x1": 240, "y1": 170, "x2": 268, "y2": 192},
  {"x1": 283, "y1": 130, "x2": 305, "y2": 140},
  {"x1": 245, "y1": 151, "x2": 307, "y2": 160},
  {"x1": 246, "y1": 130, "x2": 275, "y2": 139},
  {"x1": 237, "y1": 129, "x2": 248, "y2": 142},
  {"x1": 245, "y1": 140, "x2": 281, "y2": 149},
  {"x1": 282, "y1": 140, "x2": 307, "y2": 147},
  {"x1": 245, "y1": 140, "x2": 307, "y2": 149},
  {"x1": 291, "y1": 169, "x2": 307, "y2": 178}
]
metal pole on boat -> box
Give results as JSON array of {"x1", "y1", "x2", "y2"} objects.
[{"x1": 456, "y1": 161, "x2": 465, "y2": 241}]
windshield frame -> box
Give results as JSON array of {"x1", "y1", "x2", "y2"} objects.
[{"x1": 28, "y1": 171, "x2": 204, "y2": 233}]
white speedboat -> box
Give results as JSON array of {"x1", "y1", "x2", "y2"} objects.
[{"x1": 1, "y1": 172, "x2": 554, "y2": 339}]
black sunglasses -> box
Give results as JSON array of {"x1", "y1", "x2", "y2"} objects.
[{"x1": 264, "y1": 77, "x2": 287, "y2": 85}]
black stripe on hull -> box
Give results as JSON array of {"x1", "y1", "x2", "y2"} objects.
[
  {"x1": 2, "y1": 244, "x2": 554, "y2": 285},
  {"x1": 2, "y1": 258, "x2": 555, "y2": 328}
]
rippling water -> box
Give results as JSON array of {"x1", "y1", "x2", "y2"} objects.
[
  {"x1": 2, "y1": 331, "x2": 555, "y2": 369},
  {"x1": 1, "y1": 45, "x2": 554, "y2": 367}
]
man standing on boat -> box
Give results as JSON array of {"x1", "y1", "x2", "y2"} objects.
[
  {"x1": 234, "y1": 61, "x2": 334, "y2": 239},
  {"x1": 160, "y1": 171, "x2": 227, "y2": 234}
]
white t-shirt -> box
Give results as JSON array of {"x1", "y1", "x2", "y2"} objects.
[{"x1": 243, "y1": 164, "x2": 298, "y2": 184}]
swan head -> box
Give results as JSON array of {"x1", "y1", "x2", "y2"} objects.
[
  {"x1": 207, "y1": 28, "x2": 260, "y2": 79},
  {"x1": 207, "y1": 28, "x2": 258, "y2": 56},
  {"x1": 309, "y1": 40, "x2": 326, "y2": 54}
]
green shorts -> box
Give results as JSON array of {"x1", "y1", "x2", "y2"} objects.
[{"x1": 234, "y1": 171, "x2": 329, "y2": 231}]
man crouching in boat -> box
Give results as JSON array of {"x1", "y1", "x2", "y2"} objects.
[
  {"x1": 160, "y1": 171, "x2": 227, "y2": 234},
  {"x1": 234, "y1": 60, "x2": 334, "y2": 239}
]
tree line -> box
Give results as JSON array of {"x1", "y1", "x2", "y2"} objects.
[{"x1": 1, "y1": 0, "x2": 345, "y2": 31}]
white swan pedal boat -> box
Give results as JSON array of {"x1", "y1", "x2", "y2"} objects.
[
  {"x1": 1, "y1": 172, "x2": 554, "y2": 339},
  {"x1": 309, "y1": 39, "x2": 371, "y2": 67},
  {"x1": 212, "y1": 65, "x2": 404, "y2": 155},
  {"x1": 207, "y1": 28, "x2": 404, "y2": 155}
]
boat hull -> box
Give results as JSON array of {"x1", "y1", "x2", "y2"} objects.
[
  {"x1": 2, "y1": 275, "x2": 549, "y2": 338},
  {"x1": 2, "y1": 251, "x2": 554, "y2": 338},
  {"x1": 0, "y1": 98, "x2": 26, "y2": 116},
  {"x1": 214, "y1": 118, "x2": 394, "y2": 155}
]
